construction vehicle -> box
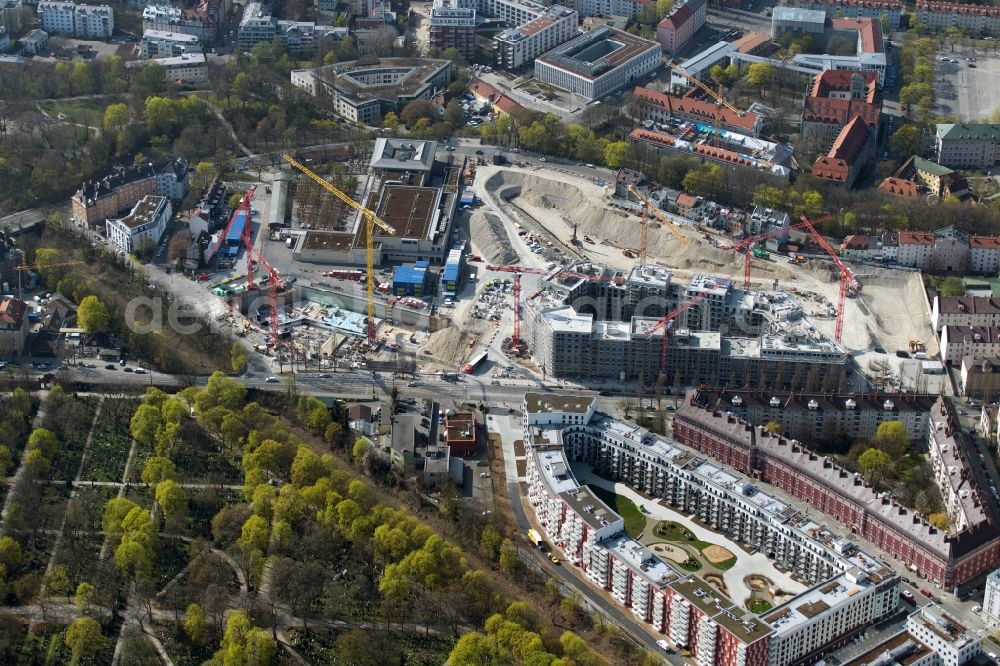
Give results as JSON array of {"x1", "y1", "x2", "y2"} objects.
[
  {"x1": 752, "y1": 248, "x2": 770, "y2": 259},
  {"x1": 908, "y1": 338, "x2": 926, "y2": 353},
  {"x1": 283, "y1": 154, "x2": 396, "y2": 345},
  {"x1": 627, "y1": 185, "x2": 689, "y2": 249}
]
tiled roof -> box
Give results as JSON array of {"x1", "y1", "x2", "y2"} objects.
[
  {"x1": 971, "y1": 236, "x2": 1000, "y2": 249},
  {"x1": 628, "y1": 127, "x2": 677, "y2": 148},
  {"x1": 937, "y1": 296, "x2": 1000, "y2": 315},
  {"x1": 0, "y1": 297, "x2": 26, "y2": 327},
  {"x1": 829, "y1": 17, "x2": 883, "y2": 53},
  {"x1": 809, "y1": 69, "x2": 879, "y2": 102},
  {"x1": 657, "y1": 4, "x2": 693, "y2": 30},
  {"x1": 918, "y1": 0, "x2": 1000, "y2": 15},
  {"x1": 676, "y1": 193, "x2": 698, "y2": 207},
  {"x1": 878, "y1": 177, "x2": 920, "y2": 199},
  {"x1": 633, "y1": 86, "x2": 758, "y2": 132},
  {"x1": 899, "y1": 231, "x2": 934, "y2": 245},
  {"x1": 841, "y1": 234, "x2": 870, "y2": 249}
]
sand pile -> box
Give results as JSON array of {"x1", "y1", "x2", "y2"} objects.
[{"x1": 421, "y1": 319, "x2": 490, "y2": 368}]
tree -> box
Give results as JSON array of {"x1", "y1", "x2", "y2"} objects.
[
  {"x1": 656, "y1": 0, "x2": 673, "y2": 18},
  {"x1": 352, "y1": 438, "x2": 369, "y2": 465},
  {"x1": 27, "y1": 428, "x2": 58, "y2": 458},
  {"x1": 752, "y1": 184, "x2": 784, "y2": 210},
  {"x1": 499, "y1": 538, "x2": 519, "y2": 574},
  {"x1": 130, "y1": 404, "x2": 162, "y2": 446},
  {"x1": 480, "y1": 524, "x2": 503, "y2": 560},
  {"x1": 336, "y1": 629, "x2": 395, "y2": 665},
  {"x1": 102, "y1": 498, "x2": 140, "y2": 535},
  {"x1": 939, "y1": 276, "x2": 965, "y2": 297},
  {"x1": 0, "y1": 537, "x2": 22, "y2": 569},
  {"x1": 78, "y1": 295, "x2": 110, "y2": 334},
  {"x1": 400, "y1": 100, "x2": 437, "y2": 127},
  {"x1": 383, "y1": 112, "x2": 400, "y2": 131},
  {"x1": 746, "y1": 62, "x2": 774, "y2": 96},
  {"x1": 155, "y1": 480, "x2": 189, "y2": 525},
  {"x1": 709, "y1": 63, "x2": 738, "y2": 88},
  {"x1": 763, "y1": 421, "x2": 781, "y2": 435},
  {"x1": 238, "y1": 514, "x2": 270, "y2": 553},
  {"x1": 194, "y1": 161, "x2": 218, "y2": 190},
  {"x1": 48, "y1": 564, "x2": 71, "y2": 602},
  {"x1": 74, "y1": 582, "x2": 95, "y2": 616},
  {"x1": 102, "y1": 102, "x2": 129, "y2": 143},
  {"x1": 449, "y1": 633, "x2": 491, "y2": 664},
  {"x1": 231, "y1": 342, "x2": 247, "y2": 374},
  {"x1": 604, "y1": 141, "x2": 629, "y2": 169},
  {"x1": 183, "y1": 602, "x2": 207, "y2": 645},
  {"x1": 140, "y1": 456, "x2": 178, "y2": 484},
  {"x1": 858, "y1": 448, "x2": 891, "y2": 483},
  {"x1": 875, "y1": 421, "x2": 909, "y2": 454},
  {"x1": 890, "y1": 124, "x2": 923, "y2": 158},
  {"x1": 439, "y1": 47, "x2": 465, "y2": 65},
  {"x1": 65, "y1": 617, "x2": 106, "y2": 666}
]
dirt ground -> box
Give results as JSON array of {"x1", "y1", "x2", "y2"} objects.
[
  {"x1": 476, "y1": 167, "x2": 937, "y2": 362},
  {"x1": 703, "y1": 544, "x2": 735, "y2": 564}
]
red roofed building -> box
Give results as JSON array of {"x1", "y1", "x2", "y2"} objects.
[
  {"x1": 630, "y1": 86, "x2": 761, "y2": 137},
  {"x1": 467, "y1": 77, "x2": 524, "y2": 116},
  {"x1": 916, "y1": 0, "x2": 1000, "y2": 35},
  {"x1": 811, "y1": 115, "x2": 873, "y2": 188},
  {"x1": 878, "y1": 176, "x2": 921, "y2": 200},
  {"x1": 656, "y1": 0, "x2": 706, "y2": 52},
  {"x1": 801, "y1": 70, "x2": 881, "y2": 150},
  {"x1": 0, "y1": 297, "x2": 28, "y2": 356}
]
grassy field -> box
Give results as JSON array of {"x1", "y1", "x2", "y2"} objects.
[
  {"x1": 39, "y1": 98, "x2": 110, "y2": 129},
  {"x1": 588, "y1": 485, "x2": 647, "y2": 538},
  {"x1": 747, "y1": 598, "x2": 773, "y2": 614}
]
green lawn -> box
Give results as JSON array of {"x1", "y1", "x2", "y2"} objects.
[
  {"x1": 588, "y1": 485, "x2": 647, "y2": 538},
  {"x1": 747, "y1": 598, "x2": 773, "y2": 614},
  {"x1": 711, "y1": 554, "x2": 738, "y2": 571},
  {"x1": 655, "y1": 520, "x2": 713, "y2": 550},
  {"x1": 39, "y1": 99, "x2": 110, "y2": 129}
]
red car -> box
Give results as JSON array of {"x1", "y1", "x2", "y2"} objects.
[{"x1": 197, "y1": 273, "x2": 210, "y2": 281}]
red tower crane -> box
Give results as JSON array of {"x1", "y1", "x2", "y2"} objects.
[
  {"x1": 733, "y1": 220, "x2": 811, "y2": 292},
  {"x1": 647, "y1": 288, "x2": 713, "y2": 377},
  {"x1": 798, "y1": 214, "x2": 858, "y2": 343},
  {"x1": 245, "y1": 243, "x2": 282, "y2": 345},
  {"x1": 239, "y1": 189, "x2": 257, "y2": 291}
]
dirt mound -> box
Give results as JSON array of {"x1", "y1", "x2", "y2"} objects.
[
  {"x1": 421, "y1": 320, "x2": 490, "y2": 368},
  {"x1": 469, "y1": 210, "x2": 518, "y2": 265}
]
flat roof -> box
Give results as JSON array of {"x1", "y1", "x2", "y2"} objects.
[
  {"x1": 840, "y1": 632, "x2": 932, "y2": 666},
  {"x1": 365, "y1": 185, "x2": 440, "y2": 240},
  {"x1": 302, "y1": 56, "x2": 451, "y2": 105},
  {"x1": 537, "y1": 26, "x2": 657, "y2": 81},
  {"x1": 113, "y1": 195, "x2": 165, "y2": 229},
  {"x1": 525, "y1": 393, "x2": 594, "y2": 414},
  {"x1": 301, "y1": 231, "x2": 355, "y2": 251}
]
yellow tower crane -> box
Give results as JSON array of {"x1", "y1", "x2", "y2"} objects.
[
  {"x1": 667, "y1": 61, "x2": 743, "y2": 148},
  {"x1": 627, "y1": 185, "x2": 689, "y2": 252},
  {"x1": 283, "y1": 154, "x2": 396, "y2": 345}
]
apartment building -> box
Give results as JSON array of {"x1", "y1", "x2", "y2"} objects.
[
  {"x1": 139, "y1": 29, "x2": 200, "y2": 58},
  {"x1": 673, "y1": 394, "x2": 1000, "y2": 588},
  {"x1": 428, "y1": 0, "x2": 476, "y2": 62},
  {"x1": 535, "y1": 26, "x2": 661, "y2": 101},
  {"x1": 237, "y1": 1, "x2": 273, "y2": 49},
  {"x1": 630, "y1": 86, "x2": 761, "y2": 137},
  {"x1": 71, "y1": 158, "x2": 188, "y2": 226},
  {"x1": 576, "y1": 0, "x2": 649, "y2": 18},
  {"x1": 493, "y1": 5, "x2": 577, "y2": 71},
  {"x1": 656, "y1": 0, "x2": 706, "y2": 53},
  {"x1": 106, "y1": 195, "x2": 171, "y2": 254},
  {"x1": 917, "y1": 0, "x2": 1000, "y2": 36},
  {"x1": 0, "y1": 25, "x2": 7, "y2": 51},
  {"x1": 523, "y1": 392, "x2": 901, "y2": 665},
  {"x1": 17, "y1": 27, "x2": 46, "y2": 54},
  {"x1": 941, "y1": 326, "x2": 1000, "y2": 365},
  {"x1": 691, "y1": 389, "x2": 936, "y2": 444},
  {"x1": 890, "y1": 226, "x2": 1000, "y2": 273},
  {"x1": 932, "y1": 296, "x2": 1000, "y2": 332},
  {"x1": 936, "y1": 123, "x2": 1000, "y2": 169},
  {"x1": 905, "y1": 606, "x2": 982, "y2": 665},
  {"x1": 142, "y1": 4, "x2": 217, "y2": 43},
  {"x1": 38, "y1": 0, "x2": 113, "y2": 38},
  {"x1": 793, "y1": 0, "x2": 901, "y2": 30},
  {"x1": 128, "y1": 51, "x2": 207, "y2": 83},
  {"x1": 628, "y1": 127, "x2": 791, "y2": 181},
  {"x1": 801, "y1": 69, "x2": 881, "y2": 149},
  {"x1": 479, "y1": 0, "x2": 545, "y2": 27},
  {"x1": 959, "y1": 356, "x2": 1000, "y2": 400},
  {"x1": 984, "y1": 568, "x2": 1000, "y2": 626}
]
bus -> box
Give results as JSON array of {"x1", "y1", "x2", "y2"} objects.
[
  {"x1": 527, "y1": 529, "x2": 543, "y2": 548},
  {"x1": 464, "y1": 350, "x2": 488, "y2": 374}
]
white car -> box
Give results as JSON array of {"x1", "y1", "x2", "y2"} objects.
[
  {"x1": 265, "y1": 376, "x2": 279, "y2": 383},
  {"x1": 656, "y1": 640, "x2": 671, "y2": 653},
  {"x1": 133, "y1": 368, "x2": 148, "y2": 374}
]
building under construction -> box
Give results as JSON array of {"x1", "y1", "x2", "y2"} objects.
[{"x1": 522, "y1": 264, "x2": 849, "y2": 388}]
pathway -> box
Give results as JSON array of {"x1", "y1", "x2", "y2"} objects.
[
  {"x1": 573, "y1": 464, "x2": 807, "y2": 606},
  {"x1": 0, "y1": 390, "x2": 49, "y2": 534}
]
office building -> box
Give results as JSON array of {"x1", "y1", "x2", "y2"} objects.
[
  {"x1": 794, "y1": 0, "x2": 901, "y2": 30},
  {"x1": 127, "y1": 51, "x2": 207, "y2": 84},
  {"x1": 106, "y1": 195, "x2": 171, "y2": 254},
  {"x1": 905, "y1": 605, "x2": 982, "y2": 665},
  {"x1": 534, "y1": 26, "x2": 661, "y2": 101},
  {"x1": 139, "y1": 29, "x2": 200, "y2": 58},
  {"x1": 290, "y1": 57, "x2": 452, "y2": 124},
  {"x1": 493, "y1": 5, "x2": 577, "y2": 71}
]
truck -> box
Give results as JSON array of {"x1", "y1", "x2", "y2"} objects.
[
  {"x1": 787, "y1": 253, "x2": 805, "y2": 264},
  {"x1": 527, "y1": 529, "x2": 543, "y2": 548},
  {"x1": 464, "y1": 350, "x2": 488, "y2": 374}
]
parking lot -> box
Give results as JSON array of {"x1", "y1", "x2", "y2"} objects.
[{"x1": 934, "y1": 47, "x2": 1000, "y2": 121}]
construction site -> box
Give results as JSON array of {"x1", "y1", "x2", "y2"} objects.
[{"x1": 200, "y1": 141, "x2": 941, "y2": 393}]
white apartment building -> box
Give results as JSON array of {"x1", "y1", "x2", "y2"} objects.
[
  {"x1": 575, "y1": 0, "x2": 647, "y2": 18},
  {"x1": 139, "y1": 29, "x2": 200, "y2": 58},
  {"x1": 522, "y1": 392, "x2": 901, "y2": 666},
  {"x1": 142, "y1": 4, "x2": 216, "y2": 42},
  {"x1": 936, "y1": 124, "x2": 1000, "y2": 169},
  {"x1": 479, "y1": 0, "x2": 545, "y2": 26},
  {"x1": 128, "y1": 51, "x2": 207, "y2": 83},
  {"x1": 37, "y1": 1, "x2": 113, "y2": 38},
  {"x1": 984, "y1": 568, "x2": 1000, "y2": 626},
  {"x1": 905, "y1": 605, "x2": 982, "y2": 666},
  {"x1": 238, "y1": 1, "x2": 274, "y2": 50},
  {"x1": 917, "y1": 0, "x2": 1000, "y2": 36},
  {"x1": 940, "y1": 326, "x2": 1000, "y2": 365},
  {"x1": 794, "y1": 0, "x2": 901, "y2": 29},
  {"x1": 492, "y1": 5, "x2": 577, "y2": 71},
  {"x1": 932, "y1": 296, "x2": 1000, "y2": 332},
  {"x1": 106, "y1": 195, "x2": 171, "y2": 254}
]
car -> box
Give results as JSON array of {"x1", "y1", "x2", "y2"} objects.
[
  {"x1": 479, "y1": 472, "x2": 490, "y2": 478},
  {"x1": 105, "y1": 364, "x2": 116, "y2": 370},
  {"x1": 123, "y1": 367, "x2": 134, "y2": 373},
  {"x1": 477, "y1": 460, "x2": 489, "y2": 467},
  {"x1": 134, "y1": 368, "x2": 148, "y2": 374},
  {"x1": 197, "y1": 273, "x2": 210, "y2": 281},
  {"x1": 407, "y1": 381, "x2": 421, "y2": 387},
  {"x1": 585, "y1": 163, "x2": 595, "y2": 168},
  {"x1": 539, "y1": 157, "x2": 546, "y2": 162},
  {"x1": 974, "y1": 605, "x2": 982, "y2": 613},
  {"x1": 902, "y1": 590, "x2": 914, "y2": 601},
  {"x1": 265, "y1": 376, "x2": 279, "y2": 383},
  {"x1": 318, "y1": 373, "x2": 331, "y2": 378},
  {"x1": 445, "y1": 146, "x2": 456, "y2": 151},
  {"x1": 549, "y1": 555, "x2": 560, "y2": 565},
  {"x1": 920, "y1": 588, "x2": 932, "y2": 597},
  {"x1": 475, "y1": 150, "x2": 484, "y2": 155}
]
